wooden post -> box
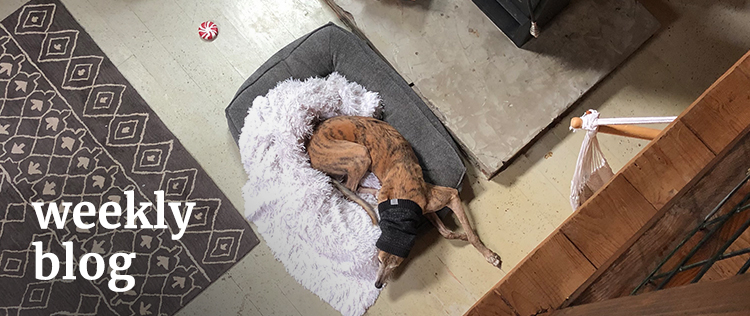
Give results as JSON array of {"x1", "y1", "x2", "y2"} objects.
[{"x1": 570, "y1": 117, "x2": 662, "y2": 140}]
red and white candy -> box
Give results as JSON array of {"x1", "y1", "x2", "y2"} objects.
[{"x1": 198, "y1": 21, "x2": 218, "y2": 41}]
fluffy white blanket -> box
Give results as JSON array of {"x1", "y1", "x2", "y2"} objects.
[{"x1": 237, "y1": 73, "x2": 383, "y2": 316}]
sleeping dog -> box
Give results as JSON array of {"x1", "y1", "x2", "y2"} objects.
[{"x1": 307, "y1": 116, "x2": 501, "y2": 288}]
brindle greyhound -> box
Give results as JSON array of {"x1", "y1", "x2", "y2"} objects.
[{"x1": 307, "y1": 116, "x2": 501, "y2": 288}]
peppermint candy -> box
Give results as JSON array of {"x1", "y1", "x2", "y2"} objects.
[{"x1": 198, "y1": 21, "x2": 218, "y2": 41}]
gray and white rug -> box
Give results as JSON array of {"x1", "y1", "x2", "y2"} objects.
[{"x1": 0, "y1": 0, "x2": 259, "y2": 315}]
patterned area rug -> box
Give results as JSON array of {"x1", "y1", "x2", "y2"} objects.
[{"x1": 0, "y1": 0, "x2": 259, "y2": 315}]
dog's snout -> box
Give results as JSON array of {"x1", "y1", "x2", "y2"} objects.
[{"x1": 374, "y1": 281, "x2": 383, "y2": 289}]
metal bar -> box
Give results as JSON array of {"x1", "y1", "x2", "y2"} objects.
[
  {"x1": 737, "y1": 203, "x2": 750, "y2": 213},
  {"x1": 691, "y1": 198, "x2": 750, "y2": 282},
  {"x1": 632, "y1": 222, "x2": 706, "y2": 294},
  {"x1": 650, "y1": 247, "x2": 750, "y2": 280},
  {"x1": 655, "y1": 179, "x2": 750, "y2": 289},
  {"x1": 702, "y1": 173, "x2": 750, "y2": 222},
  {"x1": 654, "y1": 217, "x2": 728, "y2": 289},
  {"x1": 631, "y1": 225, "x2": 702, "y2": 294},
  {"x1": 737, "y1": 255, "x2": 750, "y2": 275},
  {"x1": 632, "y1": 173, "x2": 750, "y2": 295},
  {"x1": 705, "y1": 212, "x2": 733, "y2": 226},
  {"x1": 704, "y1": 204, "x2": 750, "y2": 226}
]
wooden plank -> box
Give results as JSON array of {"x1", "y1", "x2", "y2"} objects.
[
  {"x1": 491, "y1": 231, "x2": 596, "y2": 316},
  {"x1": 622, "y1": 120, "x2": 714, "y2": 209},
  {"x1": 465, "y1": 289, "x2": 518, "y2": 316},
  {"x1": 551, "y1": 274, "x2": 750, "y2": 316},
  {"x1": 568, "y1": 131, "x2": 750, "y2": 305},
  {"x1": 681, "y1": 53, "x2": 750, "y2": 154},
  {"x1": 738, "y1": 52, "x2": 750, "y2": 76},
  {"x1": 561, "y1": 174, "x2": 658, "y2": 267}
]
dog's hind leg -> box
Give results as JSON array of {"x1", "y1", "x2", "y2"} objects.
[
  {"x1": 309, "y1": 139, "x2": 377, "y2": 224},
  {"x1": 425, "y1": 213, "x2": 467, "y2": 241},
  {"x1": 426, "y1": 185, "x2": 502, "y2": 268},
  {"x1": 309, "y1": 139, "x2": 371, "y2": 191},
  {"x1": 332, "y1": 180, "x2": 378, "y2": 225}
]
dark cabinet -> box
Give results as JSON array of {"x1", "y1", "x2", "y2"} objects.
[{"x1": 472, "y1": 0, "x2": 569, "y2": 47}]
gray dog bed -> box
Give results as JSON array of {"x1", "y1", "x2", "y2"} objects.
[{"x1": 225, "y1": 22, "x2": 465, "y2": 189}]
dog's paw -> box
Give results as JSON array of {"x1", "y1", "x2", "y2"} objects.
[{"x1": 486, "y1": 253, "x2": 502, "y2": 269}]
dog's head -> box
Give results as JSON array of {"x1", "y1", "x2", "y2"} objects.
[
  {"x1": 374, "y1": 199, "x2": 425, "y2": 288},
  {"x1": 374, "y1": 249, "x2": 404, "y2": 289}
]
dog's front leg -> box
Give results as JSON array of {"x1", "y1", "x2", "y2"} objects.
[
  {"x1": 445, "y1": 190, "x2": 502, "y2": 268},
  {"x1": 426, "y1": 185, "x2": 502, "y2": 268},
  {"x1": 425, "y1": 213, "x2": 467, "y2": 241}
]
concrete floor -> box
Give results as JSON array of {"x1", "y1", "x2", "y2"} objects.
[
  {"x1": 330, "y1": 0, "x2": 659, "y2": 178},
  {"x1": 2, "y1": 0, "x2": 749, "y2": 315}
]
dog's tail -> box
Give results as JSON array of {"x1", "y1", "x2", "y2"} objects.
[{"x1": 332, "y1": 180, "x2": 379, "y2": 226}]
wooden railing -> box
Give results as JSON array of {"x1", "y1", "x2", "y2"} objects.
[{"x1": 466, "y1": 51, "x2": 750, "y2": 316}]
